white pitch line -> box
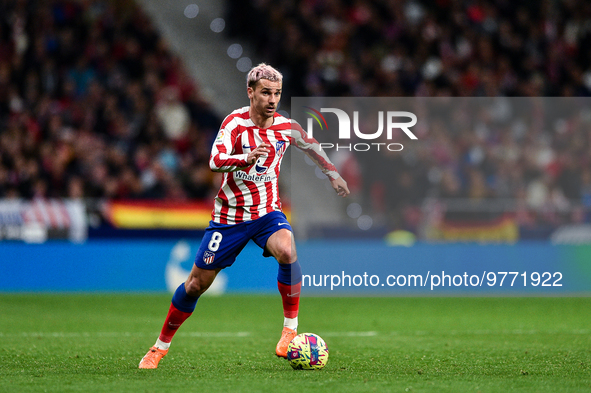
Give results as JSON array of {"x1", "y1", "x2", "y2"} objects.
[
  {"x1": 446, "y1": 329, "x2": 591, "y2": 336},
  {"x1": 320, "y1": 331, "x2": 378, "y2": 337},
  {"x1": 0, "y1": 331, "x2": 251, "y2": 338},
  {"x1": 2, "y1": 329, "x2": 587, "y2": 339},
  {"x1": 181, "y1": 332, "x2": 251, "y2": 337}
]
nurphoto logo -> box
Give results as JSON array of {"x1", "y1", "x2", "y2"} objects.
[{"x1": 303, "y1": 106, "x2": 418, "y2": 152}]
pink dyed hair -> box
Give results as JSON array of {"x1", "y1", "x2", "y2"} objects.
[{"x1": 246, "y1": 63, "x2": 283, "y2": 88}]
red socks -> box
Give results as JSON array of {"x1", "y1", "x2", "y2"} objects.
[
  {"x1": 158, "y1": 303, "x2": 192, "y2": 343},
  {"x1": 277, "y1": 281, "x2": 301, "y2": 318}
]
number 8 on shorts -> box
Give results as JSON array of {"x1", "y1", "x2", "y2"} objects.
[{"x1": 208, "y1": 231, "x2": 223, "y2": 252}]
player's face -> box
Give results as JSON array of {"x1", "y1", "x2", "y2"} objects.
[{"x1": 248, "y1": 79, "x2": 282, "y2": 119}]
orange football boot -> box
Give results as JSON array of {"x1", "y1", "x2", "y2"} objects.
[
  {"x1": 276, "y1": 327, "x2": 297, "y2": 358},
  {"x1": 138, "y1": 346, "x2": 168, "y2": 369}
]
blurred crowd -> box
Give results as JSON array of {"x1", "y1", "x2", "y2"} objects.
[
  {"x1": 227, "y1": 0, "x2": 591, "y2": 100},
  {"x1": 0, "y1": 0, "x2": 220, "y2": 201},
  {"x1": 227, "y1": 0, "x2": 591, "y2": 229},
  {"x1": 356, "y1": 98, "x2": 591, "y2": 230}
]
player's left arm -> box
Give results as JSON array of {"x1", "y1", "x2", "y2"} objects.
[
  {"x1": 329, "y1": 176, "x2": 349, "y2": 198},
  {"x1": 288, "y1": 122, "x2": 350, "y2": 198}
]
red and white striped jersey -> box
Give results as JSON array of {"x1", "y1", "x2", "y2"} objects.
[{"x1": 209, "y1": 106, "x2": 339, "y2": 224}]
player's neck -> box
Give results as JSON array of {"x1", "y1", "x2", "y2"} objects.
[{"x1": 249, "y1": 108, "x2": 274, "y2": 129}]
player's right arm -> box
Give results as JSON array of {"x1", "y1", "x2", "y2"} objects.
[
  {"x1": 209, "y1": 117, "x2": 247, "y2": 172},
  {"x1": 209, "y1": 117, "x2": 269, "y2": 172}
]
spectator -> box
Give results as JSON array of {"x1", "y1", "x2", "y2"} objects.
[{"x1": 0, "y1": 0, "x2": 220, "y2": 201}]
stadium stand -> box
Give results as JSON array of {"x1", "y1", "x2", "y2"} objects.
[
  {"x1": 226, "y1": 0, "x2": 591, "y2": 99},
  {"x1": 0, "y1": 0, "x2": 220, "y2": 201}
]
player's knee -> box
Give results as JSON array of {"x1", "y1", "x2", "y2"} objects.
[
  {"x1": 275, "y1": 247, "x2": 292, "y2": 265},
  {"x1": 185, "y1": 277, "x2": 207, "y2": 297}
]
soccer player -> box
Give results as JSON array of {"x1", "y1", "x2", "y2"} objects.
[{"x1": 139, "y1": 63, "x2": 349, "y2": 369}]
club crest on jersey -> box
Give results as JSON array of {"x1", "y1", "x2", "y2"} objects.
[
  {"x1": 203, "y1": 251, "x2": 215, "y2": 265},
  {"x1": 275, "y1": 140, "x2": 286, "y2": 154}
]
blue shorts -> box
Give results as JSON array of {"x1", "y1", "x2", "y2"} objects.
[{"x1": 194, "y1": 211, "x2": 292, "y2": 270}]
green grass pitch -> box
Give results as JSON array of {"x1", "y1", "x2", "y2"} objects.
[{"x1": 1, "y1": 294, "x2": 590, "y2": 392}]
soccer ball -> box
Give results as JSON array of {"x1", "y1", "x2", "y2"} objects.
[{"x1": 287, "y1": 333, "x2": 329, "y2": 370}]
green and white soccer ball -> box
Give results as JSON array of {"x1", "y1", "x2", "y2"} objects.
[{"x1": 287, "y1": 333, "x2": 329, "y2": 370}]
